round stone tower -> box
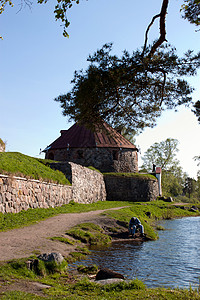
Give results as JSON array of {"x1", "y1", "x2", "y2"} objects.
[{"x1": 43, "y1": 122, "x2": 138, "y2": 173}]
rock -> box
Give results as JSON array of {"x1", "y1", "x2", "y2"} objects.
[
  {"x1": 26, "y1": 259, "x2": 39, "y2": 271},
  {"x1": 166, "y1": 197, "x2": 174, "y2": 202},
  {"x1": 96, "y1": 268, "x2": 124, "y2": 280},
  {"x1": 96, "y1": 278, "x2": 124, "y2": 285},
  {"x1": 190, "y1": 206, "x2": 199, "y2": 212},
  {"x1": 37, "y1": 252, "x2": 64, "y2": 264},
  {"x1": 145, "y1": 211, "x2": 151, "y2": 217}
]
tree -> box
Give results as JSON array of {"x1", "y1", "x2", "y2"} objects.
[
  {"x1": 193, "y1": 100, "x2": 200, "y2": 123},
  {"x1": 194, "y1": 154, "x2": 200, "y2": 176},
  {"x1": 141, "y1": 138, "x2": 187, "y2": 197},
  {"x1": 51, "y1": 0, "x2": 200, "y2": 132},
  {"x1": 183, "y1": 176, "x2": 197, "y2": 198},
  {"x1": 141, "y1": 138, "x2": 180, "y2": 172},
  {"x1": 2, "y1": 0, "x2": 200, "y2": 128},
  {"x1": 162, "y1": 171, "x2": 184, "y2": 197},
  {"x1": 2, "y1": 0, "x2": 200, "y2": 38},
  {"x1": 181, "y1": 0, "x2": 200, "y2": 27},
  {"x1": 55, "y1": 43, "x2": 200, "y2": 134}
]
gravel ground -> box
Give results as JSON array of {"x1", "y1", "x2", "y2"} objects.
[{"x1": 0, "y1": 207, "x2": 126, "y2": 261}]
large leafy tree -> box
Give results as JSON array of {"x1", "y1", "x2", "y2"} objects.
[
  {"x1": 55, "y1": 43, "x2": 200, "y2": 134},
  {"x1": 2, "y1": 0, "x2": 200, "y2": 128},
  {"x1": 52, "y1": 0, "x2": 200, "y2": 133},
  {"x1": 183, "y1": 176, "x2": 197, "y2": 198},
  {"x1": 141, "y1": 138, "x2": 187, "y2": 197},
  {"x1": 141, "y1": 138, "x2": 180, "y2": 172}
]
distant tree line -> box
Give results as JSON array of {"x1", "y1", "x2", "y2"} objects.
[{"x1": 141, "y1": 138, "x2": 200, "y2": 203}]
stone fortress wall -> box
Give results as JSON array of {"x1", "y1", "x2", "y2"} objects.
[
  {"x1": 0, "y1": 161, "x2": 159, "y2": 214},
  {"x1": 104, "y1": 174, "x2": 159, "y2": 202},
  {"x1": 46, "y1": 147, "x2": 138, "y2": 173},
  {"x1": 0, "y1": 162, "x2": 106, "y2": 214}
]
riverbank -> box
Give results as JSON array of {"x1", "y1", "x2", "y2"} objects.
[
  {"x1": 1, "y1": 200, "x2": 199, "y2": 261},
  {"x1": 0, "y1": 200, "x2": 200, "y2": 299}
]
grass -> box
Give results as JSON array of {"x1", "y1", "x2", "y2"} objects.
[
  {"x1": 0, "y1": 200, "x2": 199, "y2": 235},
  {"x1": 77, "y1": 264, "x2": 98, "y2": 274},
  {"x1": 0, "y1": 152, "x2": 70, "y2": 185},
  {"x1": 67, "y1": 222, "x2": 112, "y2": 245},
  {"x1": 0, "y1": 201, "x2": 199, "y2": 299},
  {"x1": 67, "y1": 250, "x2": 89, "y2": 263},
  {"x1": 103, "y1": 172, "x2": 157, "y2": 180},
  {"x1": 50, "y1": 236, "x2": 75, "y2": 245},
  {"x1": 0, "y1": 259, "x2": 199, "y2": 299},
  {"x1": 100, "y1": 200, "x2": 200, "y2": 240},
  {"x1": 87, "y1": 166, "x2": 102, "y2": 173},
  {"x1": 0, "y1": 200, "x2": 132, "y2": 232}
]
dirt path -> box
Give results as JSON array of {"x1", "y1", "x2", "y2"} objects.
[{"x1": 0, "y1": 207, "x2": 125, "y2": 262}]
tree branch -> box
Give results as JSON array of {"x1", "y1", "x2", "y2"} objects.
[
  {"x1": 149, "y1": 0, "x2": 169, "y2": 57},
  {"x1": 142, "y1": 13, "x2": 161, "y2": 58}
]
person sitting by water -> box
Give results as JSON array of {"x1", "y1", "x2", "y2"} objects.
[{"x1": 129, "y1": 217, "x2": 144, "y2": 238}]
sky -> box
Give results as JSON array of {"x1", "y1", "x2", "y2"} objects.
[{"x1": 0, "y1": 0, "x2": 199, "y2": 178}]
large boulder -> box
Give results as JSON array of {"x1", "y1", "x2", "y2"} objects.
[
  {"x1": 96, "y1": 268, "x2": 124, "y2": 281},
  {"x1": 37, "y1": 252, "x2": 64, "y2": 264}
]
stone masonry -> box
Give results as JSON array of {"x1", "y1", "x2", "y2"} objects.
[
  {"x1": 48, "y1": 147, "x2": 138, "y2": 173},
  {"x1": 0, "y1": 163, "x2": 106, "y2": 214},
  {"x1": 70, "y1": 162, "x2": 106, "y2": 203},
  {"x1": 0, "y1": 175, "x2": 73, "y2": 214},
  {"x1": 104, "y1": 174, "x2": 159, "y2": 202}
]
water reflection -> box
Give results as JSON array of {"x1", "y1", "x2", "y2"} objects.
[{"x1": 77, "y1": 216, "x2": 200, "y2": 289}]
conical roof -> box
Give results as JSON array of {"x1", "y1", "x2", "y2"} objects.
[{"x1": 47, "y1": 122, "x2": 137, "y2": 150}]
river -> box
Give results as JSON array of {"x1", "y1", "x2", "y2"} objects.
[{"x1": 77, "y1": 216, "x2": 200, "y2": 289}]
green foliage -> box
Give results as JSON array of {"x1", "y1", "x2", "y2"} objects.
[
  {"x1": 0, "y1": 258, "x2": 37, "y2": 280},
  {"x1": 103, "y1": 172, "x2": 156, "y2": 180},
  {"x1": 181, "y1": 0, "x2": 200, "y2": 26},
  {"x1": 0, "y1": 256, "x2": 67, "y2": 283},
  {"x1": 141, "y1": 138, "x2": 180, "y2": 172},
  {"x1": 37, "y1": 0, "x2": 81, "y2": 38},
  {"x1": 181, "y1": 175, "x2": 200, "y2": 202},
  {"x1": 0, "y1": 152, "x2": 70, "y2": 185},
  {"x1": 156, "y1": 225, "x2": 165, "y2": 230},
  {"x1": 183, "y1": 177, "x2": 197, "y2": 198},
  {"x1": 66, "y1": 247, "x2": 91, "y2": 262},
  {"x1": 87, "y1": 166, "x2": 102, "y2": 173},
  {"x1": 101, "y1": 201, "x2": 200, "y2": 240},
  {"x1": 102, "y1": 278, "x2": 146, "y2": 292},
  {"x1": 37, "y1": 259, "x2": 68, "y2": 276},
  {"x1": 77, "y1": 264, "x2": 98, "y2": 274},
  {"x1": 50, "y1": 236, "x2": 75, "y2": 245},
  {"x1": 55, "y1": 43, "x2": 200, "y2": 135},
  {"x1": 193, "y1": 100, "x2": 200, "y2": 124},
  {"x1": 140, "y1": 138, "x2": 198, "y2": 199},
  {"x1": 0, "y1": 291, "x2": 42, "y2": 299},
  {"x1": 162, "y1": 170, "x2": 184, "y2": 197},
  {"x1": 67, "y1": 222, "x2": 112, "y2": 245},
  {"x1": 0, "y1": 254, "x2": 200, "y2": 299}
]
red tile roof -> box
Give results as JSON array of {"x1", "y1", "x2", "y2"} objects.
[{"x1": 47, "y1": 122, "x2": 137, "y2": 150}]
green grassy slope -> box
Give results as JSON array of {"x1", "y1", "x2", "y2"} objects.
[{"x1": 0, "y1": 152, "x2": 69, "y2": 185}]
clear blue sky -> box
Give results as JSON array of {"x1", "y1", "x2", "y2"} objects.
[{"x1": 0, "y1": 0, "x2": 199, "y2": 178}]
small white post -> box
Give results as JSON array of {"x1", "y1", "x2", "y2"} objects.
[{"x1": 155, "y1": 167, "x2": 162, "y2": 196}]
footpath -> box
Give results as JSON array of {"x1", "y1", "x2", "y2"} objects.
[{"x1": 0, "y1": 207, "x2": 125, "y2": 261}]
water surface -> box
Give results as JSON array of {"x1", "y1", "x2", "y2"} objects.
[{"x1": 78, "y1": 216, "x2": 200, "y2": 289}]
